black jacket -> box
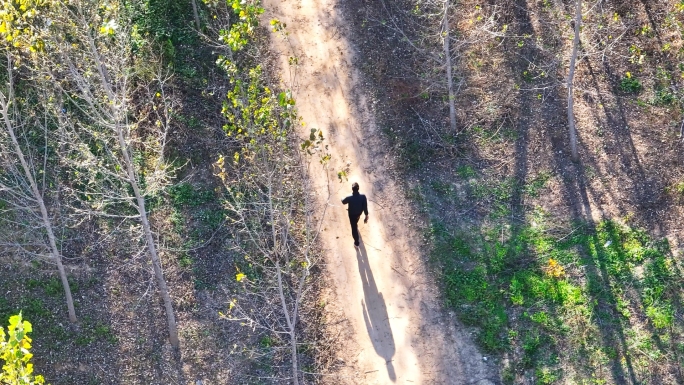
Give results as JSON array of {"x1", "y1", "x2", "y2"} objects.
[{"x1": 342, "y1": 192, "x2": 368, "y2": 218}]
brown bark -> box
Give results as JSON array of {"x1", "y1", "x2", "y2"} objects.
[{"x1": 567, "y1": 0, "x2": 581, "y2": 162}]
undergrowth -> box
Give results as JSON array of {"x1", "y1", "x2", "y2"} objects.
[
  {"x1": 430, "y1": 209, "x2": 684, "y2": 382},
  {"x1": 346, "y1": 0, "x2": 684, "y2": 382}
]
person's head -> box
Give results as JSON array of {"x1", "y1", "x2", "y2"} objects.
[{"x1": 352, "y1": 182, "x2": 359, "y2": 193}]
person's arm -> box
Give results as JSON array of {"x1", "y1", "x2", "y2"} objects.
[
  {"x1": 363, "y1": 196, "x2": 369, "y2": 223},
  {"x1": 342, "y1": 196, "x2": 349, "y2": 205}
]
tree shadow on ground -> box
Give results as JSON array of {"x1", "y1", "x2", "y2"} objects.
[
  {"x1": 356, "y1": 235, "x2": 397, "y2": 382},
  {"x1": 551, "y1": 94, "x2": 639, "y2": 385},
  {"x1": 585, "y1": 56, "x2": 659, "y2": 218}
]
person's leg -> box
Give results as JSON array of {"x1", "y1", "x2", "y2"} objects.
[{"x1": 350, "y1": 215, "x2": 361, "y2": 245}]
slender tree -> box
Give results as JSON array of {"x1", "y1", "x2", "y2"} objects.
[
  {"x1": 377, "y1": 0, "x2": 500, "y2": 135},
  {"x1": 207, "y1": 3, "x2": 320, "y2": 381},
  {"x1": 214, "y1": 66, "x2": 318, "y2": 385},
  {"x1": 567, "y1": 0, "x2": 582, "y2": 162},
  {"x1": 0, "y1": 55, "x2": 77, "y2": 323},
  {"x1": 37, "y1": 1, "x2": 180, "y2": 347},
  {"x1": 443, "y1": 0, "x2": 457, "y2": 132},
  {"x1": 191, "y1": 0, "x2": 201, "y2": 30}
]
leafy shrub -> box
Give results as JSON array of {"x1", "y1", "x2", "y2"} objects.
[
  {"x1": 619, "y1": 76, "x2": 642, "y2": 93},
  {"x1": 0, "y1": 314, "x2": 45, "y2": 384},
  {"x1": 535, "y1": 367, "x2": 560, "y2": 384},
  {"x1": 646, "y1": 304, "x2": 674, "y2": 329}
]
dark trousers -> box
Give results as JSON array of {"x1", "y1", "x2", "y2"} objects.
[{"x1": 349, "y1": 214, "x2": 361, "y2": 244}]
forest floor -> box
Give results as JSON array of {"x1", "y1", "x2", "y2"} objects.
[
  {"x1": 263, "y1": 0, "x2": 495, "y2": 383},
  {"x1": 334, "y1": 0, "x2": 684, "y2": 384}
]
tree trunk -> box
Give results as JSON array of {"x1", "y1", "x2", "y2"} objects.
[
  {"x1": 567, "y1": 0, "x2": 581, "y2": 162},
  {"x1": 443, "y1": 0, "x2": 457, "y2": 132},
  {"x1": 137, "y1": 190, "x2": 180, "y2": 349},
  {"x1": 0, "y1": 69, "x2": 77, "y2": 322},
  {"x1": 276, "y1": 261, "x2": 299, "y2": 385},
  {"x1": 81, "y1": 21, "x2": 180, "y2": 348},
  {"x1": 190, "y1": 0, "x2": 201, "y2": 30},
  {"x1": 114, "y1": 123, "x2": 180, "y2": 348}
]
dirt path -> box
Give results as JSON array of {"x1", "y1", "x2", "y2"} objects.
[{"x1": 263, "y1": 0, "x2": 495, "y2": 383}]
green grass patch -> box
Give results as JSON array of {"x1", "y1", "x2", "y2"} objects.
[
  {"x1": 75, "y1": 318, "x2": 119, "y2": 346},
  {"x1": 652, "y1": 88, "x2": 677, "y2": 106},
  {"x1": 430, "y1": 180, "x2": 453, "y2": 196},
  {"x1": 456, "y1": 164, "x2": 476, "y2": 179},
  {"x1": 524, "y1": 172, "x2": 551, "y2": 198},
  {"x1": 471, "y1": 124, "x2": 519, "y2": 144},
  {"x1": 167, "y1": 182, "x2": 225, "y2": 238},
  {"x1": 0, "y1": 276, "x2": 119, "y2": 346},
  {"x1": 430, "y1": 211, "x2": 683, "y2": 382},
  {"x1": 168, "y1": 182, "x2": 215, "y2": 208},
  {"x1": 26, "y1": 276, "x2": 79, "y2": 297},
  {"x1": 178, "y1": 253, "x2": 193, "y2": 268}
]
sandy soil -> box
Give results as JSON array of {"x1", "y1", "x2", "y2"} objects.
[{"x1": 262, "y1": 0, "x2": 496, "y2": 383}]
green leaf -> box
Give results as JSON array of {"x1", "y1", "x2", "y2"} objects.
[{"x1": 278, "y1": 91, "x2": 288, "y2": 106}]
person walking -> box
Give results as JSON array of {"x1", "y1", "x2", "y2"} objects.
[{"x1": 342, "y1": 182, "x2": 368, "y2": 247}]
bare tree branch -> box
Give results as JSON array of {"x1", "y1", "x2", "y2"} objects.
[{"x1": 0, "y1": 53, "x2": 77, "y2": 322}]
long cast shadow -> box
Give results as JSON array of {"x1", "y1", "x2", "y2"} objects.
[
  {"x1": 356, "y1": 235, "x2": 397, "y2": 382},
  {"x1": 551, "y1": 120, "x2": 639, "y2": 385},
  {"x1": 506, "y1": 0, "x2": 639, "y2": 382}
]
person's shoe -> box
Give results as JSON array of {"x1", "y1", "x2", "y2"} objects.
[{"x1": 354, "y1": 242, "x2": 360, "y2": 247}]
